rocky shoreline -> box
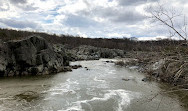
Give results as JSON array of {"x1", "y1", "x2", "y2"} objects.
[
  {"x1": 0, "y1": 36, "x2": 82, "y2": 76},
  {"x1": 54, "y1": 44, "x2": 126, "y2": 61},
  {"x1": 115, "y1": 51, "x2": 188, "y2": 88},
  {"x1": 0, "y1": 35, "x2": 187, "y2": 89},
  {"x1": 0, "y1": 35, "x2": 125, "y2": 76}
]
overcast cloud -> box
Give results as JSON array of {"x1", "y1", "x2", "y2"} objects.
[{"x1": 0, "y1": 0, "x2": 187, "y2": 40}]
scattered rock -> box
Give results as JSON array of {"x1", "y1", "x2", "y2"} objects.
[
  {"x1": 84, "y1": 67, "x2": 89, "y2": 70},
  {"x1": 71, "y1": 65, "x2": 82, "y2": 69},
  {"x1": 66, "y1": 45, "x2": 126, "y2": 60},
  {"x1": 122, "y1": 78, "x2": 130, "y2": 81},
  {"x1": 105, "y1": 61, "x2": 114, "y2": 63},
  {"x1": 142, "y1": 77, "x2": 149, "y2": 82},
  {"x1": 15, "y1": 91, "x2": 40, "y2": 102},
  {"x1": 63, "y1": 66, "x2": 72, "y2": 72},
  {"x1": 118, "y1": 51, "x2": 188, "y2": 87}
]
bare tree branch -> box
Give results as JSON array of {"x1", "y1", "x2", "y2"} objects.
[{"x1": 148, "y1": 4, "x2": 187, "y2": 41}]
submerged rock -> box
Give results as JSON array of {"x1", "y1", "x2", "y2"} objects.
[
  {"x1": 122, "y1": 78, "x2": 130, "y2": 81},
  {"x1": 62, "y1": 66, "x2": 72, "y2": 72},
  {"x1": 142, "y1": 77, "x2": 149, "y2": 82},
  {"x1": 15, "y1": 91, "x2": 40, "y2": 102},
  {"x1": 71, "y1": 65, "x2": 82, "y2": 69}
]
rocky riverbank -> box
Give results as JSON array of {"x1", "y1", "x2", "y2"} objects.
[
  {"x1": 115, "y1": 51, "x2": 188, "y2": 88},
  {"x1": 0, "y1": 35, "x2": 126, "y2": 76},
  {"x1": 1, "y1": 35, "x2": 187, "y2": 88},
  {"x1": 0, "y1": 35, "x2": 78, "y2": 76},
  {"x1": 54, "y1": 44, "x2": 126, "y2": 61}
]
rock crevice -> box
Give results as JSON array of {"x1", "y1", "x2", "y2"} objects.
[{"x1": 0, "y1": 36, "x2": 68, "y2": 76}]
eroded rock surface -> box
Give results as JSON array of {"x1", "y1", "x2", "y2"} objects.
[{"x1": 0, "y1": 36, "x2": 68, "y2": 76}]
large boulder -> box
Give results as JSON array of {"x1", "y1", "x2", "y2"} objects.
[{"x1": 0, "y1": 35, "x2": 68, "y2": 76}]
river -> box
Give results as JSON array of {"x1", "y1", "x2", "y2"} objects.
[{"x1": 0, "y1": 59, "x2": 186, "y2": 111}]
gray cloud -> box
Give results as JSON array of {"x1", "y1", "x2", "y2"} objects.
[
  {"x1": 19, "y1": 4, "x2": 38, "y2": 11},
  {"x1": 78, "y1": 5, "x2": 146, "y2": 24},
  {"x1": 9, "y1": 0, "x2": 27, "y2": 4},
  {"x1": 0, "y1": 18, "x2": 38, "y2": 29},
  {"x1": 8, "y1": 0, "x2": 38, "y2": 11},
  {"x1": 176, "y1": 0, "x2": 188, "y2": 4},
  {"x1": 101, "y1": 7, "x2": 146, "y2": 24},
  {"x1": 118, "y1": 0, "x2": 159, "y2": 6},
  {"x1": 0, "y1": 2, "x2": 10, "y2": 11},
  {"x1": 112, "y1": 11, "x2": 146, "y2": 23},
  {"x1": 0, "y1": 0, "x2": 187, "y2": 39},
  {"x1": 65, "y1": 14, "x2": 98, "y2": 28}
]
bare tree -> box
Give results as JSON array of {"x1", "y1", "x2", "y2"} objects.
[{"x1": 147, "y1": 4, "x2": 188, "y2": 41}]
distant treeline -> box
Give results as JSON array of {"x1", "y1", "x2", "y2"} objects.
[{"x1": 0, "y1": 28, "x2": 185, "y2": 51}]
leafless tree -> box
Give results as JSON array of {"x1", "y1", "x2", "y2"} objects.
[{"x1": 147, "y1": 4, "x2": 188, "y2": 41}]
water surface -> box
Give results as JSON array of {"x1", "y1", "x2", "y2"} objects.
[{"x1": 0, "y1": 59, "x2": 186, "y2": 111}]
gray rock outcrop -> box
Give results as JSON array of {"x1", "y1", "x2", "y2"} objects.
[
  {"x1": 65, "y1": 45, "x2": 126, "y2": 60},
  {"x1": 0, "y1": 35, "x2": 68, "y2": 76}
]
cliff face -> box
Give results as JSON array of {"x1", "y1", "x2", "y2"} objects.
[{"x1": 0, "y1": 36, "x2": 68, "y2": 76}]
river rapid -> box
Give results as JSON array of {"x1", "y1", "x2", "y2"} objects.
[{"x1": 0, "y1": 59, "x2": 186, "y2": 111}]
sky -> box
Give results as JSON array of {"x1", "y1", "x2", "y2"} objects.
[{"x1": 0, "y1": 0, "x2": 188, "y2": 40}]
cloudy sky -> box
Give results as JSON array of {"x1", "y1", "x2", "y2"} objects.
[{"x1": 0, "y1": 0, "x2": 188, "y2": 39}]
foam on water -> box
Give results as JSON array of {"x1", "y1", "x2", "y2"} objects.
[
  {"x1": 93, "y1": 76, "x2": 106, "y2": 83},
  {"x1": 108, "y1": 70, "x2": 116, "y2": 74},
  {"x1": 44, "y1": 79, "x2": 80, "y2": 97},
  {"x1": 0, "y1": 60, "x2": 185, "y2": 111},
  {"x1": 86, "y1": 88, "x2": 97, "y2": 96},
  {"x1": 103, "y1": 68, "x2": 116, "y2": 75},
  {"x1": 60, "y1": 89, "x2": 140, "y2": 111}
]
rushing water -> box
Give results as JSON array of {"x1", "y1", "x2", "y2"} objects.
[{"x1": 0, "y1": 59, "x2": 186, "y2": 111}]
